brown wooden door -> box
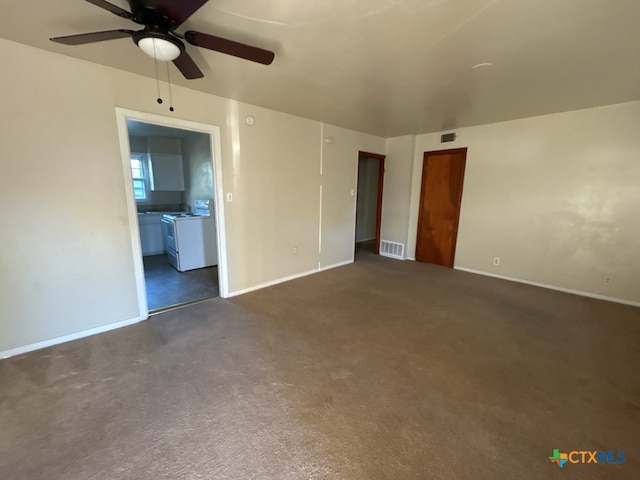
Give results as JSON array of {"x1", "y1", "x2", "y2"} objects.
[{"x1": 415, "y1": 148, "x2": 467, "y2": 267}]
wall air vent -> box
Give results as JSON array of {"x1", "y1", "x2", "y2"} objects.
[
  {"x1": 441, "y1": 132, "x2": 457, "y2": 143},
  {"x1": 380, "y1": 240, "x2": 405, "y2": 260}
]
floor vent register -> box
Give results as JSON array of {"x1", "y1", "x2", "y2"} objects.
[{"x1": 380, "y1": 240, "x2": 405, "y2": 260}]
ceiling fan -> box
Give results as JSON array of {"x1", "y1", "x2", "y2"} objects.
[{"x1": 50, "y1": 0, "x2": 275, "y2": 79}]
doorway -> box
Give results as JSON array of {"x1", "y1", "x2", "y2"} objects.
[
  {"x1": 355, "y1": 151, "x2": 385, "y2": 257},
  {"x1": 415, "y1": 148, "x2": 467, "y2": 268},
  {"x1": 116, "y1": 108, "x2": 229, "y2": 318},
  {"x1": 127, "y1": 120, "x2": 220, "y2": 312}
]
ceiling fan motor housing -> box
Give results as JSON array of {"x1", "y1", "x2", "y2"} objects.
[{"x1": 132, "y1": 29, "x2": 185, "y2": 61}]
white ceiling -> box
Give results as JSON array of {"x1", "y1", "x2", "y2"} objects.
[{"x1": 2, "y1": 0, "x2": 640, "y2": 137}]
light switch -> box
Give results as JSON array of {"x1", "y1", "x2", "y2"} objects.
[
  {"x1": 350, "y1": 189, "x2": 355, "y2": 196},
  {"x1": 226, "y1": 192, "x2": 233, "y2": 202}
]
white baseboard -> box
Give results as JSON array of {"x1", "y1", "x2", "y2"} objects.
[
  {"x1": 0, "y1": 315, "x2": 147, "y2": 360},
  {"x1": 227, "y1": 268, "x2": 320, "y2": 297},
  {"x1": 454, "y1": 267, "x2": 640, "y2": 308},
  {"x1": 320, "y1": 259, "x2": 353, "y2": 271},
  {"x1": 2, "y1": 260, "x2": 358, "y2": 358},
  {"x1": 228, "y1": 260, "x2": 355, "y2": 298},
  {"x1": 380, "y1": 253, "x2": 407, "y2": 260}
]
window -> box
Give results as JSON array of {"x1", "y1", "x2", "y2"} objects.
[{"x1": 130, "y1": 154, "x2": 149, "y2": 201}]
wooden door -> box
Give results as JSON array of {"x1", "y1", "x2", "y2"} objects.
[{"x1": 415, "y1": 148, "x2": 467, "y2": 267}]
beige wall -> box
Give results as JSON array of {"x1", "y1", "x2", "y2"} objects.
[
  {"x1": 182, "y1": 132, "x2": 214, "y2": 210},
  {"x1": 147, "y1": 137, "x2": 181, "y2": 155},
  {"x1": 384, "y1": 102, "x2": 640, "y2": 304},
  {"x1": 320, "y1": 125, "x2": 386, "y2": 268},
  {"x1": 226, "y1": 102, "x2": 321, "y2": 289},
  {"x1": 3, "y1": 35, "x2": 636, "y2": 355},
  {"x1": 129, "y1": 136, "x2": 147, "y2": 153},
  {"x1": 380, "y1": 135, "x2": 415, "y2": 247},
  {"x1": 0, "y1": 38, "x2": 384, "y2": 354}
]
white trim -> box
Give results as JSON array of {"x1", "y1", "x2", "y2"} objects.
[
  {"x1": 227, "y1": 268, "x2": 320, "y2": 297},
  {"x1": 115, "y1": 110, "x2": 149, "y2": 317},
  {"x1": 0, "y1": 315, "x2": 146, "y2": 360},
  {"x1": 454, "y1": 267, "x2": 640, "y2": 308},
  {"x1": 318, "y1": 185, "x2": 323, "y2": 254},
  {"x1": 320, "y1": 259, "x2": 353, "y2": 271},
  {"x1": 227, "y1": 259, "x2": 354, "y2": 298},
  {"x1": 379, "y1": 253, "x2": 407, "y2": 261},
  {"x1": 351, "y1": 153, "x2": 360, "y2": 250},
  {"x1": 210, "y1": 120, "x2": 230, "y2": 298},
  {"x1": 114, "y1": 108, "x2": 230, "y2": 304},
  {"x1": 320, "y1": 123, "x2": 324, "y2": 175}
]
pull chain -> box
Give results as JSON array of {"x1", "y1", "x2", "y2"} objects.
[
  {"x1": 166, "y1": 62, "x2": 174, "y2": 112},
  {"x1": 153, "y1": 40, "x2": 163, "y2": 104}
]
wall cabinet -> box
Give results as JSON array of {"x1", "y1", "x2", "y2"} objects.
[{"x1": 149, "y1": 153, "x2": 184, "y2": 191}]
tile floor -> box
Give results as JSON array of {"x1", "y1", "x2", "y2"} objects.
[{"x1": 142, "y1": 254, "x2": 219, "y2": 312}]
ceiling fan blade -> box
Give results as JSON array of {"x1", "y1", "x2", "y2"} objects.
[
  {"x1": 173, "y1": 50, "x2": 204, "y2": 79},
  {"x1": 184, "y1": 31, "x2": 275, "y2": 65},
  {"x1": 50, "y1": 29, "x2": 134, "y2": 45},
  {"x1": 85, "y1": 0, "x2": 136, "y2": 21},
  {"x1": 156, "y1": 0, "x2": 208, "y2": 26}
]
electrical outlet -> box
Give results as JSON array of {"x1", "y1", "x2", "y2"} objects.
[
  {"x1": 493, "y1": 257, "x2": 500, "y2": 266},
  {"x1": 603, "y1": 276, "x2": 612, "y2": 285},
  {"x1": 293, "y1": 246, "x2": 298, "y2": 254}
]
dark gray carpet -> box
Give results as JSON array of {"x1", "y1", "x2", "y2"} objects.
[{"x1": 1, "y1": 250, "x2": 639, "y2": 479}]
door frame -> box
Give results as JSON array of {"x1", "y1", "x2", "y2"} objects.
[
  {"x1": 115, "y1": 108, "x2": 229, "y2": 321},
  {"x1": 415, "y1": 147, "x2": 467, "y2": 268},
  {"x1": 355, "y1": 151, "x2": 385, "y2": 254}
]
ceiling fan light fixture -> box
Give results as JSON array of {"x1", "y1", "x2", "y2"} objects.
[
  {"x1": 50, "y1": 0, "x2": 275, "y2": 79},
  {"x1": 138, "y1": 36, "x2": 181, "y2": 61}
]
